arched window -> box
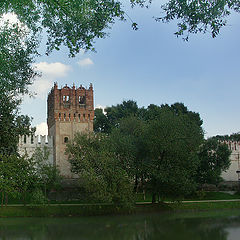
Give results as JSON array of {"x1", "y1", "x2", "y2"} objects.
[
  {"x1": 63, "y1": 95, "x2": 70, "y2": 102},
  {"x1": 79, "y1": 96, "x2": 86, "y2": 104},
  {"x1": 64, "y1": 137, "x2": 69, "y2": 143}
]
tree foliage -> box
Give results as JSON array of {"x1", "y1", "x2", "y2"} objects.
[
  {"x1": 1, "y1": 0, "x2": 237, "y2": 59},
  {"x1": 0, "y1": 21, "x2": 37, "y2": 155},
  {"x1": 70, "y1": 100, "x2": 233, "y2": 203},
  {"x1": 0, "y1": 154, "x2": 34, "y2": 206},
  {"x1": 84, "y1": 101, "x2": 205, "y2": 202},
  {"x1": 0, "y1": 0, "x2": 125, "y2": 57},
  {"x1": 197, "y1": 138, "x2": 231, "y2": 185},
  {"x1": 66, "y1": 132, "x2": 134, "y2": 205},
  {"x1": 0, "y1": 147, "x2": 61, "y2": 206},
  {"x1": 143, "y1": 106, "x2": 203, "y2": 201},
  {"x1": 158, "y1": 0, "x2": 240, "y2": 40}
]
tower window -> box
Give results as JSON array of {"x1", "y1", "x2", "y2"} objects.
[
  {"x1": 79, "y1": 96, "x2": 86, "y2": 104},
  {"x1": 83, "y1": 114, "x2": 85, "y2": 120},
  {"x1": 64, "y1": 113, "x2": 66, "y2": 121},
  {"x1": 69, "y1": 113, "x2": 71, "y2": 121},
  {"x1": 88, "y1": 114, "x2": 90, "y2": 120},
  {"x1": 74, "y1": 113, "x2": 76, "y2": 121},
  {"x1": 78, "y1": 114, "x2": 81, "y2": 122},
  {"x1": 24, "y1": 135, "x2": 26, "y2": 144},
  {"x1": 64, "y1": 137, "x2": 69, "y2": 143},
  {"x1": 63, "y1": 95, "x2": 70, "y2": 102},
  {"x1": 31, "y1": 135, "x2": 34, "y2": 144},
  {"x1": 59, "y1": 113, "x2": 61, "y2": 121}
]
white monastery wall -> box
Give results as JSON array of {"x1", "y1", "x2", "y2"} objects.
[
  {"x1": 18, "y1": 135, "x2": 53, "y2": 164},
  {"x1": 221, "y1": 141, "x2": 240, "y2": 182}
]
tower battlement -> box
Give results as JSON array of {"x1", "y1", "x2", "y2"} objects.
[{"x1": 47, "y1": 83, "x2": 94, "y2": 130}]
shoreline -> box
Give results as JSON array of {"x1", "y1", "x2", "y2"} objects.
[{"x1": 1, "y1": 200, "x2": 240, "y2": 217}]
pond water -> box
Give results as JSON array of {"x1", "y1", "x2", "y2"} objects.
[{"x1": 1, "y1": 210, "x2": 240, "y2": 239}]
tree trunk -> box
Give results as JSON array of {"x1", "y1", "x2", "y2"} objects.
[
  {"x1": 1, "y1": 192, "x2": 4, "y2": 208},
  {"x1": 5, "y1": 193, "x2": 8, "y2": 206},
  {"x1": 134, "y1": 175, "x2": 138, "y2": 193},
  {"x1": 152, "y1": 193, "x2": 156, "y2": 203}
]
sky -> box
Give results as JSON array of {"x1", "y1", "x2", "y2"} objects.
[{"x1": 15, "y1": 2, "x2": 240, "y2": 138}]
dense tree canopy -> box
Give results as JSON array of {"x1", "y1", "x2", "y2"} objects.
[
  {"x1": 0, "y1": 0, "x2": 239, "y2": 57},
  {"x1": 66, "y1": 132, "x2": 134, "y2": 205},
  {"x1": 197, "y1": 138, "x2": 231, "y2": 185},
  {"x1": 91, "y1": 100, "x2": 232, "y2": 202},
  {"x1": 71, "y1": 101, "x2": 207, "y2": 203}
]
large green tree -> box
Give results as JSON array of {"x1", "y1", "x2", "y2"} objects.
[
  {"x1": 110, "y1": 116, "x2": 148, "y2": 192},
  {"x1": 143, "y1": 106, "x2": 204, "y2": 202},
  {"x1": 66, "y1": 132, "x2": 134, "y2": 205},
  {"x1": 197, "y1": 138, "x2": 231, "y2": 185},
  {"x1": 0, "y1": 21, "x2": 37, "y2": 155}
]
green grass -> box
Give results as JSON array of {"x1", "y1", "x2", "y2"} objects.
[
  {"x1": 135, "y1": 191, "x2": 240, "y2": 203},
  {"x1": 172, "y1": 201, "x2": 240, "y2": 211},
  {"x1": 0, "y1": 204, "x2": 136, "y2": 217},
  {"x1": 1, "y1": 200, "x2": 240, "y2": 217}
]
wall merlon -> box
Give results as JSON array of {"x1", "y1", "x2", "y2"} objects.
[{"x1": 19, "y1": 135, "x2": 53, "y2": 147}]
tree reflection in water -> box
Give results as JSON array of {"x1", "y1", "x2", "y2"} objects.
[{"x1": 0, "y1": 212, "x2": 239, "y2": 240}]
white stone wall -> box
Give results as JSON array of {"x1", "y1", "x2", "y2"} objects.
[
  {"x1": 18, "y1": 135, "x2": 53, "y2": 164},
  {"x1": 221, "y1": 141, "x2": 240, "y2": 182}
]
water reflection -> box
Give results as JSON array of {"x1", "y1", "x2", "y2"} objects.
[{"x1": 0, "y1": 211, "x2": 240, "y2": 240}]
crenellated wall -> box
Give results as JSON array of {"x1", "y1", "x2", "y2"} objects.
[{"x1": 18, "y1": 135, "x2": 53, "y2": 164}]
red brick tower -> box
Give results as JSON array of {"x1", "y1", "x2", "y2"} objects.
[{"x1": 47, "y1": 83, "x2": 94, "y2": 178}]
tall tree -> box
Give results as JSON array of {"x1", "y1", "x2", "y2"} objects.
[
  {"x1": 0, "y1": 22, "x2": 37, "y2": 155},
  {"x1": 143, "y1": 106, "x2": 204, "y2": 202},
  {"x1": 197, "y1": 138, "x2": 231, "y2": 185},
  {"x1": 110, "y1": 116, "x2": 148, "y2": 192},
  {"x1": 66, "y1": 132, "x2": 134, "y2": 205},
  {"x1": 0, "y1": 22, "x2": 38, "y2": 154}
]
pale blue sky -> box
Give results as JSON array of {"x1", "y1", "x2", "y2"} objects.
[{"x1": 20, "y1": 3, "x2": 240, "y2": 137}]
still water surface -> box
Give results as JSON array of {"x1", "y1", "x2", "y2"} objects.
[{"x1": 1, "y1": 210, "x2": 240, "y2": 239}]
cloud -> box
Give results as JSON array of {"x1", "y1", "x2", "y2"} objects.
[
  {"x1": 34, "y1": 62, "x2": 71, "y2": 78},
  {"x1": 77, "y1": 58, "x2": 94, "y2": 67},
  {"x1": 31, "y1": 62, "x2": 71, "y2": 99},
  {"x1": 35, "y1": 122, "x2": 48, "y2": 136},
  {"x1": 0, "y1": 13, "x2": 19, "y2": 26},
  {"x1": 30, "y1": 78, "x2": 53, "y2": 99},
  {"x1": 95, "y1": 104, "x2": 106, "y2": 114}
]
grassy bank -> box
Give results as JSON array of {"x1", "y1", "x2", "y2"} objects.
[
  {"x1": 1, "y1": 200, "x2": 240, "y2": 217},
  {"x1": 136, "y1": 191, "x2": 240, "y2": 203},
  {"x1": 0, "y1": 202, "x2": 171, "y2": 217},
  {"x1": 0, "y1": 204, "x2": 134, "y2": 217},
  {"x1": 171, "y1": 200, "x2": 240, "y2": 211}
]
